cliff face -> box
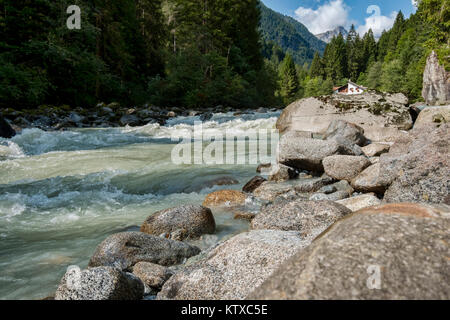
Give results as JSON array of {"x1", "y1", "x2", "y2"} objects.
[{"x1": 422, "y1": 51, "x2": 450, "y2": 104}]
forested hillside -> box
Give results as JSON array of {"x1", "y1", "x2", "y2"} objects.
[
  {"x1": 258, "y1": 2, "x2": 326, "y2": 65},
  {"x1": 0, "y1": 0, "x2": 448, "y2": 111}
]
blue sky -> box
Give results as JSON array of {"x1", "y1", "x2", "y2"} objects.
[{"x1": 261, "y1": 0, "x2": 417, "y2": 37}]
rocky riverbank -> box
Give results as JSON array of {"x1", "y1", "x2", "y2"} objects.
[
  {"x1": 1, "y1": 104, "x2": 278, "y2": 134},
  {"x1": 43, "y1": 93, "x2": 449, "y2": 300}
]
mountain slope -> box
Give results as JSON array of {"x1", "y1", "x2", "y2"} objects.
[
  {"x1": 258, "y1": 2, "x2": 326, "y2": 65},
  {"x1": 315, "y1": 27, "x2": 349, "y2": 44}
]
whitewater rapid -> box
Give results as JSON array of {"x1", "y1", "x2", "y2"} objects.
[{"x1": 0, "y1": 111, "x2": 279, "y2": 299}]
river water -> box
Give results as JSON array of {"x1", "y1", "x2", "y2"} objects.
[{"x1": 0, "y1": 111, "x2": 280, "y2": 299}]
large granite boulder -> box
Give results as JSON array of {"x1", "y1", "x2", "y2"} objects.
[
  {"x1": 157, "y1": 230, "x2": 309, "y2": 300},
  {"x1": 88, "y1": 232, "x2": 200, "y2": 270},
  {"x1": 351, "y1": 163, "x2": 391, "y2": 194},
  {"x1": 140, "y1": 205, "x2": 215, "y2": 241},
  {"x1": 414, "y1": 105, "x2": 449, "y2": 130},
  {"x1": 55, "y1": 266, "x2": 144, "y2": 300},
  {"x1": 381, "y1": 123, "x2": 449, "y2": 204},
  {"x1": 364, "y1": 127, "x2": 409, "y2": 143},
  {"x1": 362, "y1": 143, "x2": 390, "y2": 157},
  {"x1": 324, "y1": 120, "x2": 367, "y2": 147},
  {"x1": 132, "y1": 262, "x2": 174, "y2": 293},
  {"x1": 251, "y1": 200, "x2": 351, "y2": 236},
  {"x1": 278, "y1": 131, "x2": 356, "y2": 172},
  {"x1": 0, "y1": 116, "x2": 16, "y2": 138},
  {"x1": 249, "y1": 203, "x2": 450, "y2": 300},
  {"x1": 268, "y1": 164, "x2": 298, "y2": 182},
  {"x1": 276, "y1": 93, "x2": 412, "y2": 134},
  {"x1": 323, "y1": 155, "x2": 372, "y2": 181},
  {"x1": 422, "y1": 51, "x2": 450, "y2": 105}
]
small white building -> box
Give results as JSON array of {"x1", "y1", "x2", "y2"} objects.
[{"x1": 333, "y1": 80, "x2": 367, "y2": 95}]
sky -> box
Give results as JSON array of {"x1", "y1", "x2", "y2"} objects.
[{"x1": 261, "y1": 0, "x2": 418, "y2": 37}]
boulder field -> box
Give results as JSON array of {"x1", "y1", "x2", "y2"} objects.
[{"x1": 52, "y1": 95, "x2": 449, "y2": 300}]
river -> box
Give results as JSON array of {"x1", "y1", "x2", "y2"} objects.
[{"x1": 0, "y1": 111, "x2": 280, "y2": 299}]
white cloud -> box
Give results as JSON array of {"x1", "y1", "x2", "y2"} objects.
[
  {"x1": 294, "y1": 0, "x2": 352, "y2": 35},
  {"x1": 356, "y1": 5, "x2": 397, "y2": 38}
]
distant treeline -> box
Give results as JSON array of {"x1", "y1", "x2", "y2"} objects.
[{"x1": 0, "y1": 0, "x2": 448, "y2": 110}]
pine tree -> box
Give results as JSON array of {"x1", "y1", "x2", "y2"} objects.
[
  {"x1": 279, "y1": 54, "x2": 299, "y2": 104},
  {"x1": 310, "y1": 52, "x2": 325, "y2": 79}
]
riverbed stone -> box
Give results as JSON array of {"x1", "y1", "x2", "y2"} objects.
[
  {"x1": 132, "y1": 262, "x2": 174, "y2": 291},
  {"x1": 55, "y1": 266, "x2": 145, "y2": 300},
  {"x1": 336, "y1": 194, "x2": 382, "y2": 212},
  {"x1": 88, "y1": 232, "x2": 201, "y2": 270},
  {"x1": 268, "y1": 164, "x2": 298, "y2": 182},
  {"x1": 140, "y1": 205, "x2": 215, "y2": 241},
  {"x1": 362, "y1": 143, "x2": 390, "y2": 157},
  {"x1": 323, "y1": 155, "x2": 372, "y2": 181},
  {"x1": 249, "y1": 203, "x2": 450, "y2": 300},
  {"x1": 0, "y1": 116, "x2": 16, "y2": 138},
  {"x1": 324, "y1": 120, "x2": 367, "y2": 147},
  {"x1": 157, "y1": 230, "x2": 310, "y2": 300},
  {"x1": 309, "y1": 191, "x2": 350, "y2": 201},
  {"x1": 202, "y1": 190, "x2": 247, "y2": 207},
  {"x1": 351, "y1": 163, "x2": 390, "y2": 194},
  {"x1": 251, "y1": 200, "x2": 351, "y2": 236},
  {"x1": 242, "y1": 176, "x2": 267, "y2": 193}
]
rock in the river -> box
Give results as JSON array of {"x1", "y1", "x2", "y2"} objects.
[
  {"x1": 276, "y1": 93, "x2": 412, "y2": 134},
  {"x1": 251, "y1": 200, "x2": 351, "y2": 236},
  {"x1": 202, "y1": 190, "x2": 247, "y2": 207},
  {"x1": 89, "y1": 232, "x2": 201, "y2": 270},
  {"x1": 414, "y1": 105, "x2": 449, "y2": 129},
  {"x1": 256, "y1": 163, "x2": 272, "y2": 173},
  {"x1": 157, "y1": 230, "x2": 310, "y2": 300},
  {"x1": 140, "y1": 205, "x2": 215, "y2": 241},
  {"x1": 268, "y1": 164, "x2": 298, "y2": 182},
  {"x1": 422, "y1": 51, "x2": 450, "y2": 105},
  {"x1": 324, "y1": 120, "x2": 367, "y2": 146},
  {"x1": 309, "y1": 191, "x2": 350, "y2": 202},
  {"x1": 336, "y1": 194, "x2": 381, "y2": 212},
  {"x1": 381, "y1": 123, "x2": 449, "y2": 204},
  {"x1": 243, "y1": 176, "x2": 267, "y2": 193},
  {"x1": 249, "y1": 203, "x2": 450, "y2": 300},
  {"x1": 362, "y1": 143, "x2": 390, "y2": 157},
  {"x1": 0, "y1": 116, "x2": 16, "y2": 138},
  {"x1": 55, "y1": 266, "x2": 144, "y2": 300},
  {"x1": 278, "y1": 131, "x2": 356, "y2": 172},
  {"x1": 323, "y1": 155, "x2": 371, "y2": 181},
  {"x1": 204, "y1": 176, "x2": 239, "y2": 188},
  {"x1": 351, "y1": 163, "x2": 390, "y2": 194},
  {"x1": 132, "y1": 262, "x2": 174, "y2": 291}
]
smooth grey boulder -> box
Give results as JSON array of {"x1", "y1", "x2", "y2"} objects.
[
  {"x1": 323, "y1": 155, "x2": 372, "y2": 181},
  {"x1": 140, "y1": 205, "x2": 215, "y2": 241},
  {"x1": 251, "y1": 200, "x2": 351, "y2": 237},
  {"x1": 157, "y1": 230, "x2": 310, "y2": 300},
  {"x1": 309, "y1": 191, "x2": 350, "y2": 201},
  {"x1": 278, "y1": 132, "x2": 357, "y2": 172},
  {"x1": 55, "y1": 266, "x2": 144, "y2": 300},
  {"x1": 351, "y1": 163, "x2": 391, "y2": 194},
  {"x1": 324, "y1": 120, "x2": 367, "y2": 147},
  {"x1": 249, "y1": 203, "x2": 450, "y2": 300},
  {"x1": 88, "y1": 232, "x2": 201, "y2": 270}
]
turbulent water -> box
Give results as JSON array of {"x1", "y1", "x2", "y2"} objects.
[{"x1": 0, "y1": 111, "x2": 280, "y2": 300}]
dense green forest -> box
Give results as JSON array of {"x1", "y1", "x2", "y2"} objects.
[{"x1": 0, "y1": 0, "x2": 448, "y2": 111}]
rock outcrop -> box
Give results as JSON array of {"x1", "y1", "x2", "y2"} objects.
[
  {"x1": 88, "y1": 232, "x2": 200, "y2": 270},
  {"x1": 55, "y1": 266, "x2": 144, "y2": 300},
  {"x1": 249, "y1": 203, "x2": 450, "y2": 300},
  {"x1": 140, "y1": 205, "x2": 215, "y2": 241},
  {"x1": 422, "y1": 51, "x2": 450, "y2": 105},
  {"x1": 157, "y1": 230, "x2": 310, "y2": 300},
  {"x1": 276, "y1": 93, "x2": 412, "y2": 134}
]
